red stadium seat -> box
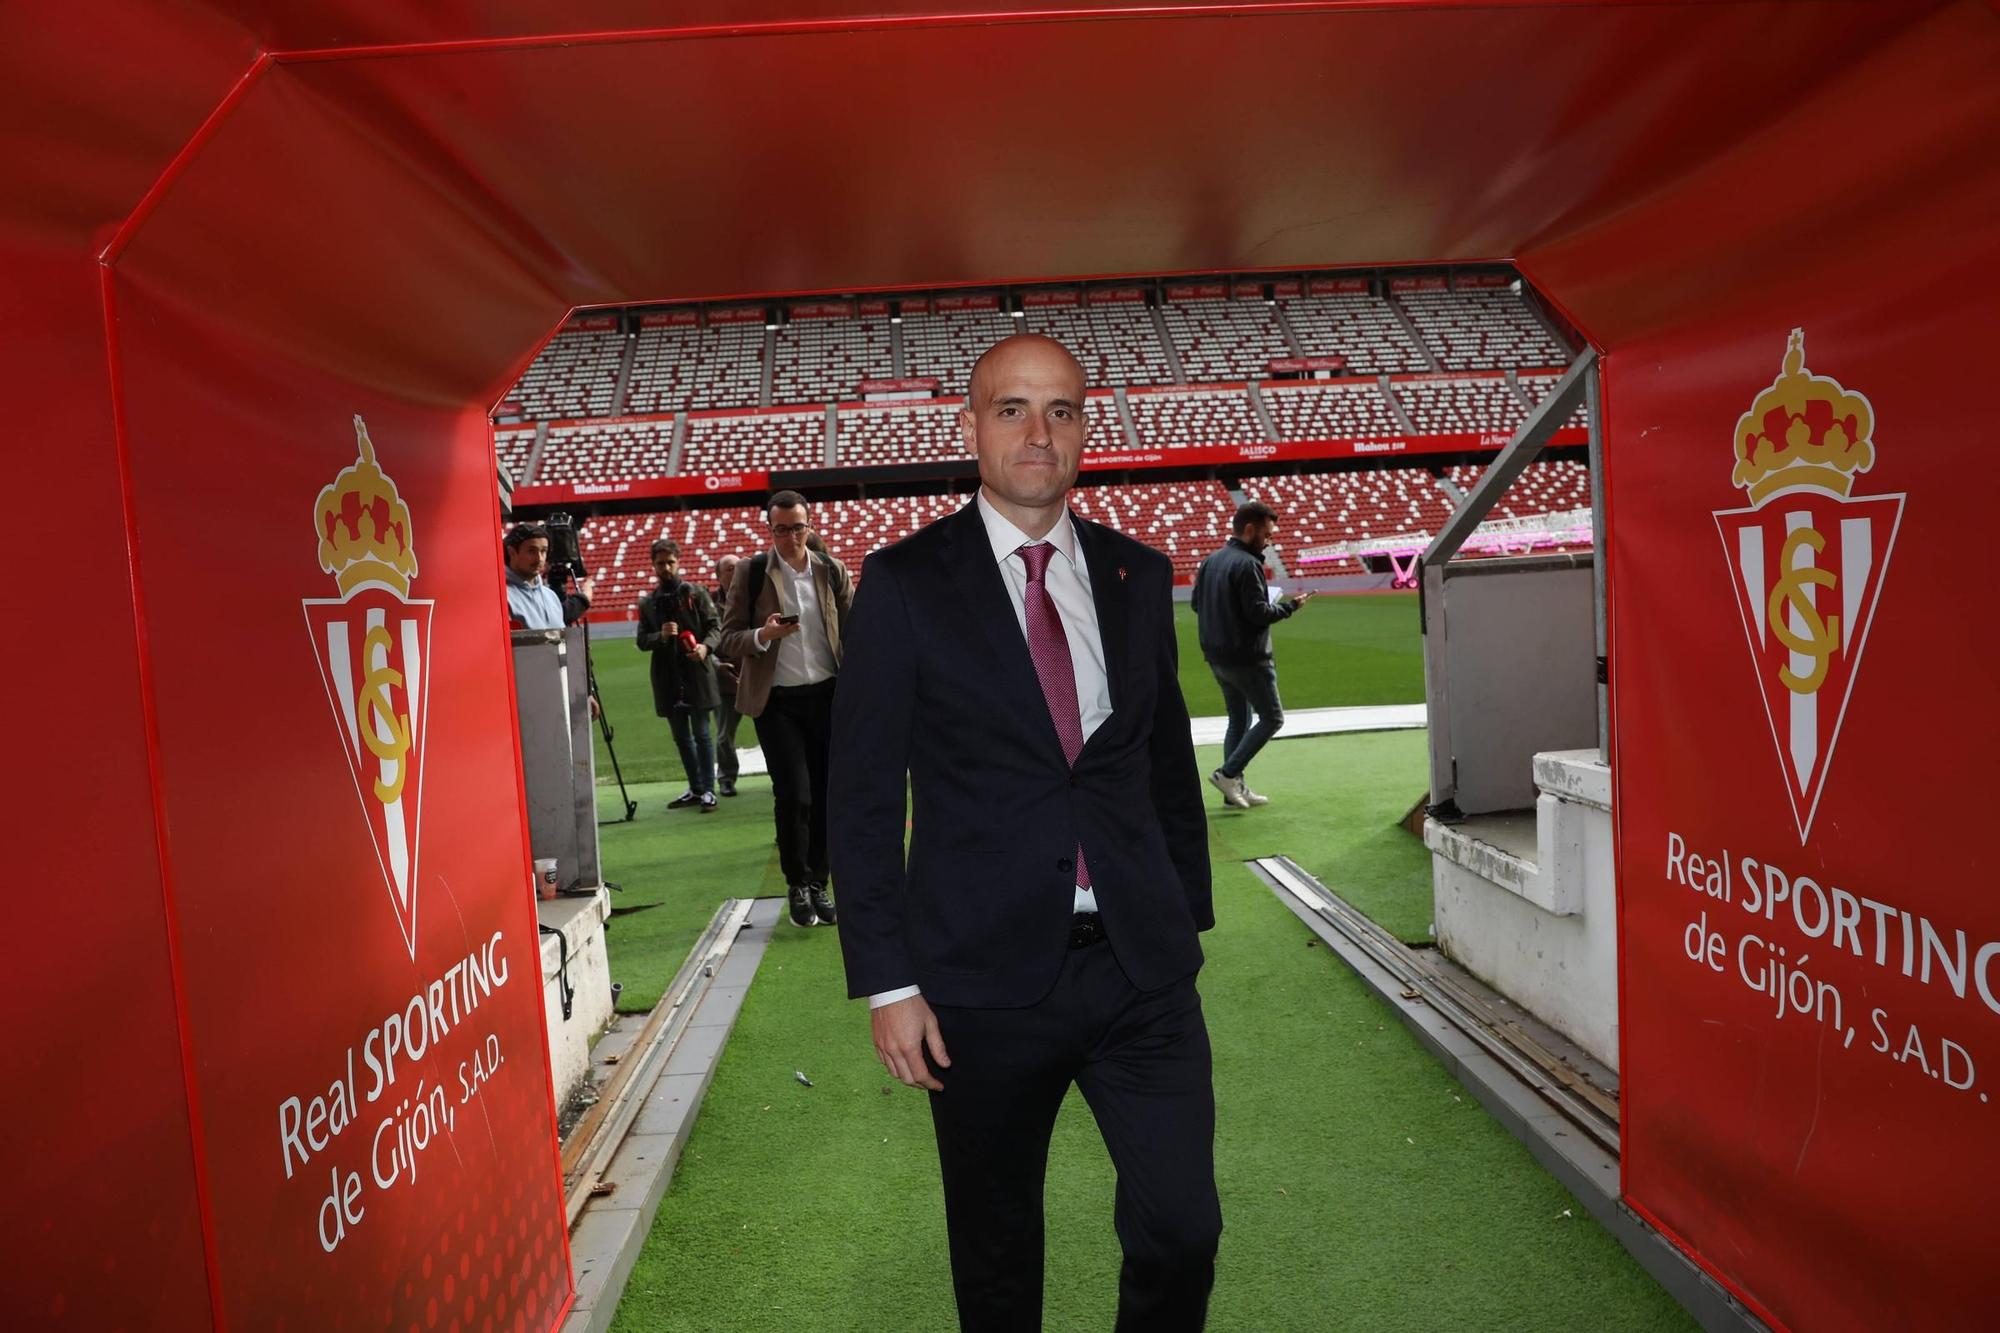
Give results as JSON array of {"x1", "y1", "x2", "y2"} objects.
[
  {"x1": 1398, "y1": 286, "x2": 1568, "y2": 371},
  {"x1": 510, "y1": 327, "x2": 625, "y2": 420}
]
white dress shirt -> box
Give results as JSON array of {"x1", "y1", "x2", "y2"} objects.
[
  {"x1": 753, "y1": 551, "x2": 839, "y2": 685},
  {"x1": 870, "y1": 489, "x2": 1112, "y2": 1009}
]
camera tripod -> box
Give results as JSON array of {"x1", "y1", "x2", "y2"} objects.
[{"x1": 583, "y1": 623, "x2": 638, "y2": 824}]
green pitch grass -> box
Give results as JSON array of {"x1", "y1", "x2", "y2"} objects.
[
  {"x1": 589, "y1": 593, "x2": 1422, "y2": 787},
  {"x1": 599, "y1": 730, "x2": 1692, "y2": 1331},
  {"x1": 595, "y1": 773, "x2": 788, "y2": 1014}
]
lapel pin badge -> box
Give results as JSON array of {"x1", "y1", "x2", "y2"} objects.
[{"x1": 1117, "y1": 566, "x2": 1127, "y2": 582}]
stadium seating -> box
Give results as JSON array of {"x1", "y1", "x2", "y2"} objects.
[
  {"x1": 1262, "y1": 380, "x2": 1402, "y2": 440},
  {"x1": 897, "y1": 301, "x2": 1015, "y2": 393},
  {"x1": 578, "y1": 480, "x2": 1245, "y2": 616},
  {"x1": 621, "y1": 323, "x2": 698, "y2": 415},
  {"x1": 626, "y1": 321, "x2": 765, "y2": 414},
  {"x1": 1161, "y1": 299, "x2": 1292, "y2": 382},
  {"x1": 1447, "y1": 459, "x2": 1593, "y2": 520},
  {"x1": 1124, "y1": 388, "x2": 1262, "y2": 450},
  {"x1": 1516, "y1": 371, "x2": 1591, "y2": 428},
  {"x1": 494, "y1": 426, "x2": 539, "y2": 484},
  {"x1": 815, "y1": 394, "x2": 1136, "y2": 470},
  {"x1": 1398, "y1": 287, "x2": 1568, "y2": 370},
  {"x1": 835, "y1": 400, "x2": 965, "y2": 469},
  {"x1": 770, "y1": 316, "x2": 895, "y2": 406},
  {"x1": 1065, "y1": 480, "x2": 1236, "y2": 583},
  {"x1": 808, "y1": 493, "x2": 971, "y2": 572},
  {"x1": 1241, "y1": 467, "x2": 1455, "y2": 556},
  {"x1": 681, "y1": 409, "x2": 826, "y2": 474},
  {"x1": 533, "y1": 418, "x2": 676, "y2": 487},
  {"x1": 577, "y1": 506, "x2": 768, "y2": 622},
  {"x1": 578, "y1": 495, "x2": 967, "y2": 620},
  {"x1": 1279, "y1": 289, "x2": 1430, "y2": 374},
  {"x1": 1081, "y1": 395, "x2": 1130, "y2": 451},
  {"x1": 506, "y1": 275, "x2": 1597, "y2": 594},
  {"x1": 511, "y1": 327, "x2": 624, "y2": 420},
  {"x1": 1020, "y1": 302, "x2": 1175, "y2": 387},
  {"x1": 1391, "y1": 374, "x2": 1528, "y2": 435}
]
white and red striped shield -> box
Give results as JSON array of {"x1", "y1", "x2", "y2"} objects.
[
  {"x1": 303, "y1": 586, "x2": 434, "y2": 957},
  {"x1": 1714, "y1": 489, "x2": 1902, "y2": 841}
]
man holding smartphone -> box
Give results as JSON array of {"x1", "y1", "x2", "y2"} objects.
[
  {"x1": 719, "y1": 491, "x2": 852, "y2": 927},
  {"x1": 1191, "y1": 500, "x2": 1311, "y2": 809}
]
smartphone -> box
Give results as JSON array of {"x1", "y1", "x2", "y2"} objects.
[{"x1": 776, "y1": 614, "x2": 801, "y2": 625}]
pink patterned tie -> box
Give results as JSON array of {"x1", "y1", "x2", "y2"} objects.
[{"x1": 1017, "y1": 542, "x2": 1090, "y2": 889}]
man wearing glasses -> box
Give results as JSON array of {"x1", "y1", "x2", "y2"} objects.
[{"x1": 719, "y1": 490, "x2": 853, "y2": 928}]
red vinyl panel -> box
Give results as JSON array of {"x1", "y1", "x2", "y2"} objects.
[
  {"x1": 1522, "y1": 5, "x2": 2000, "y2": 1327},
  {"x1": 3, "y1": 2, "x2": 1994, "y2": 1329},
  {"x1": 0, "y1": 246, "x2": 219, "y2": 1333},
  {"x1": 100, "y1": 64, "x2": 575, "y2": 1331}
]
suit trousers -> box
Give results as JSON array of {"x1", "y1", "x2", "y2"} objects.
[
  {"x1": 926, "y1": 938, "x2": 1221, "y2": 1333},
  {"x1": 751, "y1": 679, "x2": 834, "y2": 887}
]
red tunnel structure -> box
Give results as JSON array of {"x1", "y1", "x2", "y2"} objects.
[{"x1": 5, "y1": 3, "x2": 1996, "y2": 1329}]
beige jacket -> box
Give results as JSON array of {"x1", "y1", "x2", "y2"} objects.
[{"x1": 717, "y1": 550, "x2": 851, "y2": 717}]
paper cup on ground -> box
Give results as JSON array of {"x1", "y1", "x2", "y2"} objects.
[{"x1": 534, "y1": 857, "x2": 560, "y2": 900}]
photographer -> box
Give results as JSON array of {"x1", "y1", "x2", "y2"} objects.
[
  {"x1": 637, "y1": 539, "x2": 724, "y2": 813},
  {"x1": 504, "y1": 522, "x2": 594, "y2": 629}
]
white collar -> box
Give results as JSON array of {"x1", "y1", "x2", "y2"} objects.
[{"x1": 975, "y1": 488, "x2": 1078, "y2": 569}]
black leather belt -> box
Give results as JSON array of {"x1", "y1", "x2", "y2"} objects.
[{"x1": 1068, "y1": 912, "x2": 1107, "y2": 950}]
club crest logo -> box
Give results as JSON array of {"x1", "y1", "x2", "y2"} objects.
[
  {"x1": 303, "y1": 417, "x2": 434, "y2": 958},
  {"x1": 1714, "y1": 331, "x2": 1903, "y2": 843}
]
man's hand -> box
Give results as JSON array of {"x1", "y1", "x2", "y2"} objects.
[
  {"x1": 1290, "y1": 590, "x2": 1314, "y2": 607},
  {"x1": 761, "y1": 611, "x2": 802, "y2": 641},
  {"x1": 688, "y1": 643, "x2": 709, "y2": 662},
  {"x1": 663, "y1": 620, "x2": 678, "y2": 637},
  {"x1": 577, "y1": 576, "x2": 596, "y2": 602},
  {"x1": 872, "y1": 994, "x2": 950, "y2": 1092}
]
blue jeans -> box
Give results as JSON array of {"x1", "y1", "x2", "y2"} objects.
[
  {"x1": 1209, "y1": 660, "x2": 1284, "y2": 780},
  {"x1": 668, "y1": 708, "x2": 716, "y2": 795}
]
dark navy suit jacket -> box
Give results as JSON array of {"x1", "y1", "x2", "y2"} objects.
[{"x1": 829, "y1": 500, "x2": 1213, "y2": 1009}]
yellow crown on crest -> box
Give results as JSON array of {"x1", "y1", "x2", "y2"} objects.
[
  {"x1": 314, "y1": 416, "x2": 418, "y2": 596},
  {"x1": 1731, "y1": 329, "x2": 1875, "y2": 506}
]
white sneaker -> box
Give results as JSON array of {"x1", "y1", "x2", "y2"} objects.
[
  {"x1": 1209, "y1": 769, "x2": 1251, "y2": 809},
  {"x1": 1240, "y1": 783, "x2": 1271, "y2": 807}
]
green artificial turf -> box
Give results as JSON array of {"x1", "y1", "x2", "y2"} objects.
[
  {"x1": 593, "y1": 705, "x2": 1431, "y2": 1018},
  {"x1": 1173, "y1": 592, "x2": 1423, "y2": 720},
  {"x1": 1197, "y1": 730, "x2": 1436, "y2": 945},
  {"x1": 604, "y1": 730, "x2": 1693, "y2": 1332},
  {"x1": 595, "y1": 775, "x2": 785, "y2": 1013},
  {"x1": 588, "y1": 594, "x2": 1423, "y2": 786}
]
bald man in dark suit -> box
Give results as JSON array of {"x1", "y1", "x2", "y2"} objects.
[{"x1": 830, "y1": 335, "x2": 1220, "y2": 1332}]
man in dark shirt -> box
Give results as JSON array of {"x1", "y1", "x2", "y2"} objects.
[
  {"x1": 636, "y1": 539, "x2": 724, "y2": 813},
  {"x1": 1190, "y1": 501, "x2": 1311, "y2": 809}
]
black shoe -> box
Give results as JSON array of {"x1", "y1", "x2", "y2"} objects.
[
  {"x1": 666, "y1": 790, "x2": 700, "y2": 810},
  {"x1": 787, "y1": 884, "x2": 815, "y2": 928},
  {"x1": 719, "y1": 779, "x2": 737, "y2": 797},
  {"x1": 808, "y1": 884, "x2": 837, "y2": 927},
  {"x1": 698, "y1": 792, "x2": 718, "y2": 813}
]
